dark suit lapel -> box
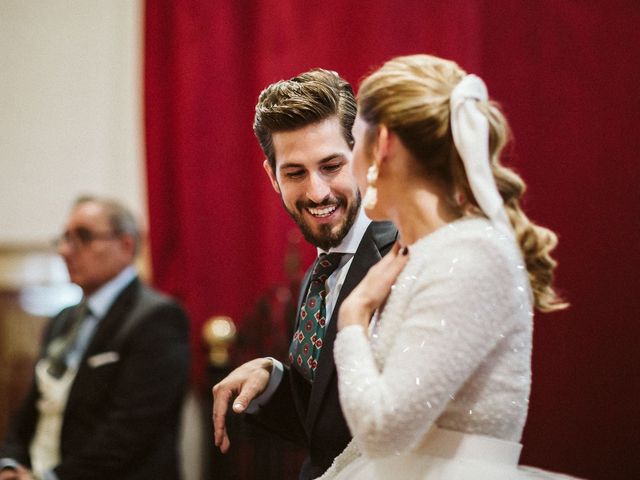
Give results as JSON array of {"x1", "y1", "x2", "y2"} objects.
[
  {"x1": 64, "y1": 278, "x2": 139, "y2": 418},
  {"x1": 83, "y1": 278, "x2": 140, "y2": 356},
  {"x1": 40, "y1": 307, "x2": 77, "y2": 360},
  {"x1": 305, "y1": 221, "x2": 397, "y2": 431},
  {"x1": 296, "y1": 268, "x2": 313, "y2": 322}
]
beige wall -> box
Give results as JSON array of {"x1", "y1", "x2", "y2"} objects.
[{"x1": 0, "y1": 0, "x2": 146, "y2": 247}]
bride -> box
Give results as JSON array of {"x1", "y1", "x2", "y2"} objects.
[{"x1": 317, "y1": 54, "x2": 578, "y2": 479}]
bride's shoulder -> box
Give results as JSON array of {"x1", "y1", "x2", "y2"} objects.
[
  {"x1": 412, "y1": 216, "x2": 507, "y2": 254},
  {"x1": 409, "y1": 217, "x2": 521, "y2": 279}
]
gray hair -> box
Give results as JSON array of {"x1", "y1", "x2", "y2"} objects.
[{"x1": 74, "y1": 195, "x2": 141, "y2": 255}]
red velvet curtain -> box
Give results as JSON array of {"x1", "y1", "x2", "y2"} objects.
[{"x1": 144, "y1": 1, "x2": 640, "y2": 478}]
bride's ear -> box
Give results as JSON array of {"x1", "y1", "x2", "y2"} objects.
[{"x1": 375, "y1": 124, "x2": 390, "y2": 163}]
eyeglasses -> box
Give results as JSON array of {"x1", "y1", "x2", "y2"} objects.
[{"x1": 53, "y1": 228, "x2": 119, "y2": 249}]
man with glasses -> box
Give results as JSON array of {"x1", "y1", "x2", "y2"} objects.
[{"x1": 0, "y1": 196, "x2": 190, "y2": 480}]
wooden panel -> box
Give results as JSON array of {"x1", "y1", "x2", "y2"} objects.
[{"x1": 0, "y1": 290, "x2": 46, "y2": 440}]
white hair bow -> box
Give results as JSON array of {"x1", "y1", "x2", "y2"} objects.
[{"x1": 450, "y1": 74, "x2": 512, "y2": 234}]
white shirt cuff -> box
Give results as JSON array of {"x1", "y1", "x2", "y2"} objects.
[
  {"x1": 42, "y1": 469, "x2": 60, "y2": 480},
  {"x1": 0, "y1": 458, "x2": 19, "y2": 470},
  {"x1": 245, "y1": 357, "x2": 283, "y2": 414}
]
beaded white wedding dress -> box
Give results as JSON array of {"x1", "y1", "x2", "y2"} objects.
[{"x1": 317, "y1": 218, "x2": 581, "y2": 480}]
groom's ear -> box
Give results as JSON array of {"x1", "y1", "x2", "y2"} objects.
[{"x1": 263, "y1": 160, "x2": 281, "y2": 194}]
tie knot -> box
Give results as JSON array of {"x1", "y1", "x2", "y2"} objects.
[{"x1": 311, "y1": 253, "x2": 344, "y2": 282}]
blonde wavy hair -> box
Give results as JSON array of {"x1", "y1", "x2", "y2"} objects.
[{"x1": 358, "y1": 54, "x2": 567, "y2": 312}]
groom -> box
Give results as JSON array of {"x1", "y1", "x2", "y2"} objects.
[{"x1": 212, "y1": 69, "x2": 397, "y2": 480}]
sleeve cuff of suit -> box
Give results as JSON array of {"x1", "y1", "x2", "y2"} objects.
[
  {"x1": 0, "y1": 460, "x2": 59, "y2": 480},
  {"x1": 245, "y1": 357, "x2": 283, "y2": 414},
  {"x1": 0, "y1": 458, "x2": 19, "y2": 470},
  {"x1": 42, "y1": 469, "x2": 60, "y2": 480}
]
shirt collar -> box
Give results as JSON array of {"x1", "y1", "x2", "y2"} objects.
[
  {"x1": 86, "y1": 265, "x2": 137, "y2": 320},
  {"x1": 317, "y1": 206, "x2": 371, "y2": 256}
]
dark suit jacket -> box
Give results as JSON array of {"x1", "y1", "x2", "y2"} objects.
[
  {"x1": 0, "y1": 277, "x2": 190, "y2": 480},
  {"x1": 251, "y1": 221, "x2": 397, "y2": 480}
]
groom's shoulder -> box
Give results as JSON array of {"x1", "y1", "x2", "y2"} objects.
[{"x1": 369, "y1": 221, "x2": 397, "y2": 251}]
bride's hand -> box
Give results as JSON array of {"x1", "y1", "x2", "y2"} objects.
[{"x1": 338, "y1": 242, "x2": 409, "y2": 330}]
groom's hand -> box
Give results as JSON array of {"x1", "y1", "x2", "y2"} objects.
[{"x1": 212, "y1": 357, "x2": 273, "y2": 453}]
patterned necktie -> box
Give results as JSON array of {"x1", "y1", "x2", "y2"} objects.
[
  {"x1": 46, "y1": 300, "x2": 90, "y2": 378},
  {"x1": 289, "y1": 252, "x2": 344, "y2": 382}
]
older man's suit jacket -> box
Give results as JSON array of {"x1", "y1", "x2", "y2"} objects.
[
  {"x1": 251, "y1": 221, "x2": 397, "y2": 480},
  {"x1": 0, "y1": 278, "x2": 190, "y2": 480}
]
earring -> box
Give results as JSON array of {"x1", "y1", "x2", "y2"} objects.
[{"x1": 363, "y1": 163, "x2": 378, "y2": 209}]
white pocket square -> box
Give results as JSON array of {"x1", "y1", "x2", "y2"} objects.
[{"x1": 87, "y1": 351, "x2": 120, "y2": 368}]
